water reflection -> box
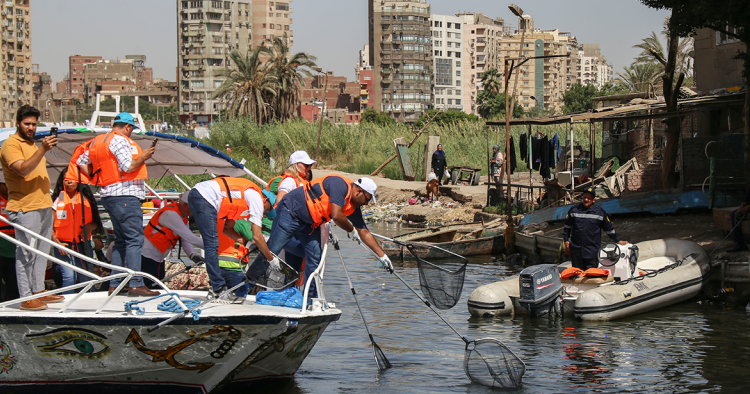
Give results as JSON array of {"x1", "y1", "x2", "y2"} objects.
[{"x1": 223, "y1": 223, "x2": 750, "y2": 393}]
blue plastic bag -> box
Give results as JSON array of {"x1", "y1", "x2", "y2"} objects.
[{"x1": 255, "y1": 287, "x2": 304, "y2": 309}]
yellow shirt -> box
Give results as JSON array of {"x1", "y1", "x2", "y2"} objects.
[{"x1": 0, "y1": 133, "x2": 53, "y2": 212}]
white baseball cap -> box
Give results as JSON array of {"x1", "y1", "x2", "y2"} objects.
[
  {"x1": 353, "y1": 177, "x2": 377, "y2": 203},
  {"x1": 288, "y1": 150, "x2": 317, "y2": 166}
]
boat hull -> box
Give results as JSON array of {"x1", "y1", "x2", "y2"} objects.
[
  {"x1": 379, "y1": 223, "x2": 504, "y2": 259},
  {"x1": 468, "y1": 239, "x2": 711, "y2": 321},
  {"x1": 0, "y1": 300, "x2": 340, "y2": 393}
]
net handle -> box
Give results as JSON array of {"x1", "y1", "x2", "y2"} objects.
[
  {"x1": 359, "y1": 240, "x2": 468, "y2": 344},
  {"x1": 372, "y1": 233, "x2": 468, "y2": 263}
]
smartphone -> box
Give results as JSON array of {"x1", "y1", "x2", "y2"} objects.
[
  {"x1": 150, "y1": 138, "x2": 158, "y2": 148},
  {"x1": 50, "y1": 127, "x2": 58, "y2": 137}
]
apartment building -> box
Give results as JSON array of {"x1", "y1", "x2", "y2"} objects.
[
  {"x1": 431, "y1": 14, "x2": 465, "y2": 112},
  {"x1": 368, "y1": 0, "x2": 433, "y2": 122},
  {"x1": 1, "y1": 0, "x2": 32, "y2": 127},
  {"x1": 579, "y1": 43, "x2": 612, "y2": 88},
  {"x1": 251, "y1": 1, "x2": 293, "y2": 49},
  {"x1": 69, "y1": 55, "x2": 102, "y2": 99},
  {"x1": 177, "y1": 0, "x2": 254, "y2": 125}
]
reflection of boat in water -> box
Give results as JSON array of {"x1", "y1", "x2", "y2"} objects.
[
  {"x1": 468, "y1": 239, "x2": 711, "y2": 321},
  {"x1": 379, "y1": 223, "x2": 505, "y2": 259}
]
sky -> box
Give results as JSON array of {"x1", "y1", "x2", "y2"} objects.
[{"x1": 32, "y1": 0, "x2": 670, "y2": 83}]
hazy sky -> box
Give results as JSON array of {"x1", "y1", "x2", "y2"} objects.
[{"x1": 32, "y1": 0, "x2": 670, "y2": 83}]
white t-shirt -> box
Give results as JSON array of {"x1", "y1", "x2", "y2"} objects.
[
  {"x1": 193, "y1": 180, "x2": 265, "y2": 227},
  {"x1": 142, "y1": 209, "x2": 204, "y2": 262},
  {"x1": 278, "y1": 177, "x2": 299, "y2": 193}
]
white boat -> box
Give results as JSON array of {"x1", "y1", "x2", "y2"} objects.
[
  {"x1": 0, "y1": 218, "x2": 340, "y2": 393},
  {"x1": 467, "y1": 239, "x2": 711, "y2": 321}
]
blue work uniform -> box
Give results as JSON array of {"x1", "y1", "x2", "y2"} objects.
[{"x1": 562, "y1": 203, "x2": 620, "y2": 270}]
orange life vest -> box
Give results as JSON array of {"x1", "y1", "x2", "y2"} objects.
[
  {"x1": 53, "y1": 192, "x2": 93, "y2": 243},
  {"x1": 87, "y1": 131, "x2": 148, "y2": 187},
  {"x1": 65, "y1": 142, "x2": 92, "y2": 185},
  {"x1": 0, "y1": 195, "x2": 14, "y2": 236},
  {"x1": 214, "y1": 177, "x2": 264, "y2": 220},
  {"x1": 560, "y1": 267, "x2": 583, "y2": 280},
  {"x1": 281, "y1": 173, "x2": 308, "y2": 189},
  {"x1": 144, "y1": 202, "x2": 188, "y2": 254},
  {"x1": 217, "y1": 217, "x2": 249, "y2": 269},
  {"x1": 582, "y1": 267, "x2": 610, "y2": 278},
  {"x1": 303, "y1": 175, "x2": 356, "y2": 228}
]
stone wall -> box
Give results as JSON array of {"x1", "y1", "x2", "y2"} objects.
[{"x1": 625, "y1": 162, "x2": 663, "y2": 193}]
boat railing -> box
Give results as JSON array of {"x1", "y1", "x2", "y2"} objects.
[
  {"x1": 0, "y1": 215, "x2": 187, "y2": 314},
  {"x1": 300, "y1": 224, "x2": 331, "y2": 313}
]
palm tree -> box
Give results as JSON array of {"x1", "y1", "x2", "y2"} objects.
[
  {"x1": 213, "y1": 48, "x2": 277, "y2": 125},
  {"x1": 615, "y1": 62, "x2": 663, "y2": 92},
  {"x1": 264, "y1": 35, "x2": 318, "y2": 122},
  {"x1": 633, "y1": 31, "x2": 693, "y2": 77},
  {"x1": 480, "y1": 68, "x2": 502, "y2": 95}
]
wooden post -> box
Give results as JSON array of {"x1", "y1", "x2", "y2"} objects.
[
  {"x1": 589, "y1": 121, "x2": 595, "y2": 177},
  {"x1": 647, "y1": 109, "x2": 654, "y2": 163}
]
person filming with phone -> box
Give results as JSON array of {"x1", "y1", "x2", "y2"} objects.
[{"x1": 76, "y1": 112, "x2": 157, "y2": 297}]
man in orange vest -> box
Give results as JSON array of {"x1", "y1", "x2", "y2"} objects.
[
  {"x1": 188, "y1": 176, "x2": 277, "y2": 303},
  {"x1": 77, "y1": 112, "x2": 157, "y2": 297},
  {"x1": 251, "y1": 175, "x2": 390, "y2": 298},
  {"x1": 141, "y1": 192, "x2": 204, "y2": 287}
]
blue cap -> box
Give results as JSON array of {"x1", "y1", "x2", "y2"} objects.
[
  {"x1": 261, "y1": 189, "x2": 277, "y2": 218},
  {"x1": 113, "y1": 112, "x2": 139, "y2": 129},
  {"x1": 583, "y1": 186, "x2": 596, "y2": 197}
]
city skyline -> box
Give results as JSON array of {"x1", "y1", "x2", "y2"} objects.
[{"x1": 32, "y1": 0, "x2": 670, "y2": 85}]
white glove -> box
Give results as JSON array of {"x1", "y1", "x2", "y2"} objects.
[
  {"x1": 378, "y1": 255, "x2": 393, "y2": 272},
  {"x1": 347, "y1": 230, "x2": 361, "y2": 244},
  {"x1": 268, "y1": 256, "x2": 281, "y2": 271}
]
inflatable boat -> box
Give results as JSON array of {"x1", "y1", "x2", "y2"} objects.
[{"x1": 467, "y1": 239, "x2": 711, "y2": 321}]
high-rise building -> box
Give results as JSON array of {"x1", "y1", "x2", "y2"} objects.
[
  {"x1": 369, "y1": 0, "x2": 433, "y2": 122},
  {"x1": 578, "y1": 44, "x2": 612, "y2": 88},
  {"x1": 1, "y1": 0, "x2": 32, "y2": 127},
  {"x1": 431, "y1": 14, "x2": 465, "y2": 112},
  {"x1": 69, "y1": 55, "x2": 102, "y2": 99},
  {"x1": 176, "y1": 0, "x2": 254, "y2": 125},
  {"x1": 251, "y1": 1, "x2": 293, "y2": 50}
]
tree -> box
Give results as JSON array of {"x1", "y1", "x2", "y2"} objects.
[
  {"x1": 480, "y1": 68, "x2": 502, "y2": 95},
  {"x1": 213, "y1": 48, "x2": 277, "y2": 125},
  {"x1": 265, "y1": 35, "x2": 317, "y2": 122},
  {"x1": 615, "y1": 62, "x2": 663, "y2": 92},
  {"x1": 414, "y1": 109, "x2": 480, "y2": 129},
  {"x1": 633, "y1": 31, "x2": 693, "y2": 78},
  {"x1": 476, "y1": 90, "x2": 525, "y2": 120},
  {"x1": 596, "y1": 81, "x2": 631, "y2": 97},
  {"x1": 360, "y1": 108, "x2": 395, "y2": 126},
  {"x1": 561, "y1": 83, "x2": 599, "y2": 113},
  {"x1": 641, "y1": 0, "x2": 750, "y2": 180}
]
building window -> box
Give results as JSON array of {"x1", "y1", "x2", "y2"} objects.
[
  {"x1": 456, "y1": 70, "x2": 461, "y2": 76},
  {"x1": 270, "y1": 24, "x2": 274, "y2": 29},
  {"x1": 455, "y1": 80, "x2": 461, "y2": 86},
  {"x1": 455, "y1": 99, "x2": 461, "y2": 105},
  {"x1": 285, "y1": 25, "x2": 289, "y2": 30},
  {"x1": 448, "y1": 99, "x2": 453, "y2": 104},
  {"x1": 276, "y1": 2, "x2": 289, "y2": 11}
]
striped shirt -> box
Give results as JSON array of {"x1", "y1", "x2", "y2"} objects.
[{"x1": 77, "y1": 133, "x2": 146, "y2": 199}]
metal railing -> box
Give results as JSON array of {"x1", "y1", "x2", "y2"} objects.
[{"x1": 300, "y1": 223, "x2": 331, "y2": 313}]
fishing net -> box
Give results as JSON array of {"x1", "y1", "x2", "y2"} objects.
[
  {"x1": 243, "y1": 253, "x2": 300, "y2": 291},
  {"x1": 371, "y1": 335, "x2": 392, "y2": 371},
  {"x1": 464, "y1": 338, "x2": 526, "y2": 389},
  {"x1": 404, "y1": 243, "x2": 468, "y2": 310}
]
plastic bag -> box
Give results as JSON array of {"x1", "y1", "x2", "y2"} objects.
[{"x1": 255, "y1": 287, "x2": 304, "y2": 309}]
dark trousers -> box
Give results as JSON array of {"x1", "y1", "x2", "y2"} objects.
[
  {"x1": 141, "y1": 255, "x2": 165, "y2": 288},
  {"x1": 571, "y1": 253, "x2": 598, "y2": 270},
  {"x1": 731, "y1": 209, "x2": 746, "y2": 246},
  {"x1": 0, "y1": 255, "x2": 18, "y2": 301},
  {"x1": 435, "y1": 170, "x2": 445, "y2": 184}
]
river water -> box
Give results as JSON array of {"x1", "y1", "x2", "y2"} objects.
[{"x1": 244, "y1": 223, "x2": 750, "y2": 393}]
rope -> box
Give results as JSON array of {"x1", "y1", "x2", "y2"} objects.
[
  {"x1": 709, "y1": 212, "x2": 747, "y2": 257},
  {"x1": 124, "y1": 292, "x2": 202, "y2": 321}
]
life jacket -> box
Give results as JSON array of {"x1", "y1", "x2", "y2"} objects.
[
  {"x1": 217, "y1": 217, "x2": 249, "y2": 270},
  {"x1": 0, "y1": 195, "x2": 14, "y2": 236},
  {"x1": 87, "y1": 131, "x2": 148, "y2": 187},
  {"x1": 303, "y1": 175, "x2": 356, "y2": 229},
  {"x1": 266, "y1": 175, "x2": 283, "y2": 194},
  {"x1": 144, "y1": 202, "x2": 187, "y2": 254},
  {"x1": 65, "y1": 142, "x2": 92, "y2": 185},
  {"x1": 281, "y1": 173, "x2": 308, "y2": 189},
  {"x1": 582, "y1": 267, "x2": 610, "y2": 278},
  {"x1": 214, "y1": 177, "x2": 263, "y2": 220},
  {"x1": 53, "y1": 192, "x2": 93, "y2": 244},
  {"x1": 560, "y1": 267, "x2": 583, "y2": 280}
]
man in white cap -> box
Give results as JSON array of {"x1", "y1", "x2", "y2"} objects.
[{"x1": 250, "y1": 174, "x2": 389, "y2": 297}]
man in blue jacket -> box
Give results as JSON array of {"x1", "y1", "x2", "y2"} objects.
[{"x1": 563, "y1": 187, "x2": 628, "y2": 270}]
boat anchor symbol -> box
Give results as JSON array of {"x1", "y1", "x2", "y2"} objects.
[{"x1": 126, "y1": 326, "x2": 233, "y2": 372}]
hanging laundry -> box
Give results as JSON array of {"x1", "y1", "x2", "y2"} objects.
[
  {"x1": 509, "y1": 136, "x2": 517, "y2": 174},
  {"x1": 531, "y1": 135, "x2": 543, "y2": 171},
  {"x1": 550, "y1": 134, "x2": 561, "y2": 164},
  {"x1": 520, "y1": 133, "x2": 528, "y2": 163},
  {"x1": 539, "y1": 136, "x2": 551, "y2": 179}
]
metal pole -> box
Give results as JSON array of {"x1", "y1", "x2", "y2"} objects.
[
  {"x1": 570, "y1": 117, "x2": 574, "y2": 192},
  {"x1": 504, "y1": 59, "x2": 514, "y2": 220}
]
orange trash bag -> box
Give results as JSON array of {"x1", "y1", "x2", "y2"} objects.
[
  {"x1": 582, "y1": 268, "x2": 610, "y2": 278},
  {"x1": 561, "y1": 267, "x2": 583, "y2": 279}
]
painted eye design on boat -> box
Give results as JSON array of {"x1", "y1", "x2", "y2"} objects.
[{"x1": 25, "y1": 328, "x2": 111, "y2": 360}]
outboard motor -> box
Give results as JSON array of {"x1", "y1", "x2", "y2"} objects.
[
  {"x1": 518, "y1": 264, "x2": 562, "y2": 317},
  {"x1": 598, "y1": 243, "x2": 639, "y2": 281}
]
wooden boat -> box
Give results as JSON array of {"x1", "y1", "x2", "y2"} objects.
[{"x1": 379, "y1": 223, "x2": 505, "y2": 260}]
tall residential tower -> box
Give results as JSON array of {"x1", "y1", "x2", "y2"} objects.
[{"x1": 1, "y1": 0, "x2": 32, "y2": 127}]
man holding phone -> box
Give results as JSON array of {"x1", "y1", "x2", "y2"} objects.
[
  {"x1": 77, "y1": 112, "x2": 157, "y2": 297},
  {"x1": 0, "y1": 105, "x2": 60, "y2": 310}
]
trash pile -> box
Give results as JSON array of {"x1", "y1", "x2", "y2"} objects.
[{"x1": 362, "y1": 200, "x2": 476, "y2": 226}]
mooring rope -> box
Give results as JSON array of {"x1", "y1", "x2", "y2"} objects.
[{"x1": 124, "y1": 292, "x2": 202, "y2": 321}]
